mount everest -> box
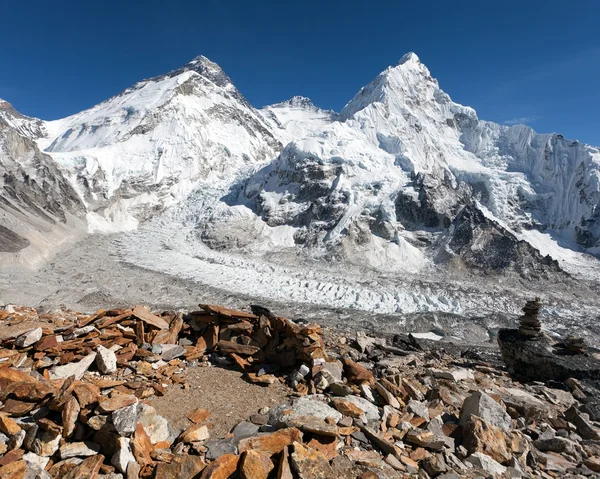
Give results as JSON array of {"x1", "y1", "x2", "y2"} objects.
[{"x1": 1, "y1": 53, "x2": 600, "y2": 335}]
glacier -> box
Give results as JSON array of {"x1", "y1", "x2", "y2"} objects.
[{"x1": 1, "y1": 52, "x2": 599, "y2": 341}]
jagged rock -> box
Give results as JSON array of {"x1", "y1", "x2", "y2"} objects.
[
  {"x1": 466, "y1": 452, "x2": 507, "y2": 476},
  {"x1": 31, "y1": 430, "x2": 61, "y2": 456},
  {"x1": 138, "y1": 404, "x2": 170, "y2": 444},
  {"x1": 459, "y1": 391, "x2": 512, "y2": 431},
  {"x1": 564, "y1": 405, "x2": 600, "y2": 440},
  {"x1": 199, "y1": 453, "x2": 238, "y2": 479},
  {"x1": 112, "y1": 403, "x2": 140, "y2": 437},
  {"x1": 320, "y1": 360, "x2": 343, "y2": 384},
  {"x1": 327, "y1": 382, "x2": 352, "y2": 396},
  {"x1": 232, "y1": 421, "x2": 260, "y2": 437},
  {"x1": 335, "y1": 395, "x2": 380, "y2": 424},
  {"x1": 238, "y1": 428, "x2": 302, "y2": 456},
  {"x1": 59, "y1": 441, "x2": 101, "y2": 459},
  {"x1": 426, "y1": 368, "x2": 474, "y2": 382},
  {"x1": 205, "y1": 439, "x2": 237, "y2": 460},
  {"x1": 269, "y1": 397, "x2": 342, "y2": 426},
  {"x1": 462, "y1": 415, "x2": 512, "y2": 463},
  {"x1": 98, "y1": 395, "x2": 137, "y2": 413},
  {"x1": 48, "y1": 352, "x2": 97, "y2": 380},
  {"x1": 179, "y1": 424, "x2": 210, "y2": 443},
  {"x1": 533, "y1": 437, "x2": 581, "y2": 461},
  {"x1": 96, "y1": 345, "x2": 117, "y2": 374},
  {"x1": 286, "y1": 415, "x2": 338, "y2": 437},
  {"x1": 498, "y1": 328, "x2": 600, "y2": 381},
  {"x1": 498, "y1": 387, "x2": 548, "y2": 421},
  {"x1": 290, "y1": 441, "x2": 336, "y2": 479},
  {"x1": 341, "y1": 358, "x2": 375, "y2": 385},
  {"x1": 111, "y1": 437, "x2": 135, "y2": 473},
  {"x1": 188, "y1": 408, "x2": 211, "y2": 425},
  {"x1": 15, "y1": 328, "x2": 42, "y2": 348},
  {"x1": 239, "y1": 449, "x2": 274, "y2": 479},
  {"x1": 154, "y1": 454, "x2": 207, "y2": 479},
  {"x1": 330, "y1": 398, "x2": 365, "y2": 418},
  {"x1": 160, "y1": 344, "x2": 186, "y2": 361},
  {"x1": 0, "y1": 413, "x2": 21, "y2": 436}
]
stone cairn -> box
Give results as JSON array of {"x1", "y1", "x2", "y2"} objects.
[
  {"x1": 518, "y1": 297, "x2": 543, "y2": 337},
  {"x1": 558, "y1": 335, "x2": 587, "y2": 355}
]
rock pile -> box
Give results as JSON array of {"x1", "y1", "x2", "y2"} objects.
[
  {"x1": 518, "y1": 298, "x2": 543, "y2": 338},
  {"x1": 1, "y1": 302, "x2": 600, "y2": 478}
]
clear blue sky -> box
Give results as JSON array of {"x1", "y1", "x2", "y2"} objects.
[{"x1": 1, "y1": 0, "x2": 599, "y2": 145}]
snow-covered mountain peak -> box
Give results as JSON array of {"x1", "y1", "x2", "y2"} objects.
[
  {"x1": 398, "y1": 51, "x2": 421, "y2": 65},
  {"x1": 270, "y1": 96, "x2": 317, "y2": 110},
  {"x1": 0, "y1": 99, "x2": 47, "y2": 139}
]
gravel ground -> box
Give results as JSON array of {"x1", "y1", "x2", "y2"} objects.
[{"x1": 149, "y1": 364, "x2": 290, "y2": 438}]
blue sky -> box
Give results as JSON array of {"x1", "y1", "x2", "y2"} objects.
[{"x1": 1, "y1": 0, "x2": 599, "y2": 145}]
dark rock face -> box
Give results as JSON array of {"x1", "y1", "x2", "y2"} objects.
[
  {"x1": 445, "y1": 204, "x2": 561, "y2": 275},
  {"x1": 497, "y1": 328, "x2": 600, "y2": 382},
  {"x1": 394, "y1": 172, "x2": 469, "y2": 231}
]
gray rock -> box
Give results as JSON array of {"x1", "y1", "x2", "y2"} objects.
[
  {"x1": 321, "y1": 360, "x2": 343, "y2": 383},
  {"x1": 59, "y1": 441, "x2": 101, "y2": 459},
  {"x1": 459, "y1": 391, "x2": 512, "y2": 431},
  {"x1": 408, "y1": 400, "x2": 430, "y2": 420},
  {"x1": 138, "y1": 404, "x2": 170, "y2": 444},
  {"x1": 327, "y1": 382, "x2": 353, "y2": 396},
  {"x1": 22, "y1": 452, "x2": 50, "y2": 470},
  {"x1": 350, "y1": 431, "x2": 369, "y2": 444},
  {"x1": 533, "y1": 437, "x2": 581, "y2": 460},
  {"x1": 112, "y1": 403, "x2": 140, "y2": 437},
  {"x1": 231, "y1": 421, "x2": 260, "y2": 437},
  {"x1": 337, "y1": 395, "x2": 381, "y2": 424},
  {"x1": 582, "y1": 401, "x2": 600, "y2": 422},
  {"x1": 31, "y1": 430, "x2": 61, "y2": 457},
  {"x1": 269, "y1": 396, "x2": 342, "y2": 426},
  {"x1": 466, "y1": 452, "x2": 507, "y2": 476},
  {"x1": 160, "y1": 344, "x2": 185, "y2": 361},
  {"x1": 15, "y1": 327, "x2": 42, "y2": 348},
  {"x1": 205, "y1": 438, "x2": 237, "y2": 460},
  {"x1": 111, "y1": 437, "x2": 135, "y2": 473},
  {"x1": 499, "y1": 387, "x2": 548, "y2": 421},
  {"x1": 426, "y1": 368, "x2": 474, "y2": 382},
  {"x1": 96, "y1": 345, "x2": 117, "y2": 374},
  {"x1": 48, "y1": 352, "x2": 97, "y2": 380},
  {"x1": 565, "y1": 405, "x2": 600, "y2": 440}
]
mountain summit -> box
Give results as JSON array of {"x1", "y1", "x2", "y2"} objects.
[{"x1": 2, "y1": 54, "x2": 600, "y2": 326}]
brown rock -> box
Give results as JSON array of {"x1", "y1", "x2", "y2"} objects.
[
  {"x1": 131, "y1": 423, "x2": 154, "y2": 466},
  {"x1": 97, "y1": 394, "x2": 137, "y2": 413},
  {"x1": 307, "y1": 436, "x2": 339, "y2": 461},
  {"x1": 584, "y1": 457, "x2": 600, "y2": 473},
  {"x1": 179, "y1": 424, "x2": 210, "y2": 443},
  {"x1": 400, "y1": 455, "x2": 419, "y2": 472},
  {"x1": 0, "y1": 449, "x2": 24, "y2": 467},
  {"x1": 341, "y1": 358, "x2": 375, "y2": 385},
  {"x1": 238, "y1": 427, "x2": 303, "y2": 456},
  {"x1": 0, "y1": 460, "x2": 27, "y2": 479},
  {"x1": 3, "y1": 380, "x2": 55, "y2": 402},
  {"x1": 62, "y1": 396, "x2": 80, "y2": 438},
  {"x1": 239, "y1": 449, "x2": 274, "y2": 479},
  {"x1": 132, "y1": 305, "x2": 170, "y2": 330},
  {"x1": 330, "y1": 398, "x2": 365, "y2": 418},
  {"x1": 217, "y1": 340, "x2": 259, "y2": 356},
  {"x1": 409, "y1": 448, "x2": 430, "y2": 461},
  {"x1": 361, "y1": 426, "x2": 401, "y2": 458},
  {"x1": 0, "y1": 413, "x2": 21, "y2": 436},
  {"x1": 286, "y1": 415, "x2": 339, "y2": 437},
  {"x1": 405, "y1": 430, "x2": 445, "y2": 451},
  {"x1": 462, "y1": 416, "x2": 512, "y2": 464},
  {"x1": 1, "y1": 398, "x2": 36, "y2": 415},
  {"x1": 0, "y1": 367, "x2": 36, "y2": 386},
  {"x1": 73, "y1": 382, "x2": 101, "y2": 408},
  {"x1": 187, "y1": 408, "x2": 211, "y2": 425},
  {"x1": 290, "y1": 441, "x2": 336, "y2": 479},
  {"x1": 155, "y1": 454, "x2": 207, "y2": 479},
  {"x1": 63, "y1": 454, "x2": 104, "y2": 479},
  {"x1": 277, "y1": 446, "x2": 294, "y2": 479},
  {"x1": 200, "y1": 453, "x2": 239, "y2": 479}
]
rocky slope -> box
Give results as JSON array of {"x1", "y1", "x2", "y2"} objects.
[{"x1": 0, "y1": 100, "x2": 85, "y2": 265}]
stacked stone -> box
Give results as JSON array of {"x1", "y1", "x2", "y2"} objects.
[
  {"x1": 518, "y1": 298, "x2": 543, "y2": 337},
  {"x1": 563, "y1": 335, "x2": 587, "y2": 355}
]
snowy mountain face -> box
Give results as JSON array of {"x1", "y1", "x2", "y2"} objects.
[
  {"x1": 40, "y1": 56, "x2": 282, "y2": 232},
  {"x1": 2, "y1": 53, "x2": 600, "y2": 321},
  {"x1": 0, "y1": 100, "x2": 85, "y2": 265}
]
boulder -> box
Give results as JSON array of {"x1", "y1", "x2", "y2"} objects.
[
  {"x1": 269, "y1": 397, "x2": 342, "y2": 426},
  {"x1": 466, "y1": 452, "x2": 507, "y2": 476},
  {"x1": 96, "y1": 345, "x2": 117, "y2": 374},
  {"x1": 48, "y1": 352, "x2": 97, "y2": 380},
  {"x1": 15, "y1": 328, "x2": 42, "y2": 348},
  {"x1": 498, "y1": 387, "x2": 548, "y2": 421},
  {"x1": 498, "y1": 328, "x2": 600, "y2": 382},
  {"x1": 459, "y1": 391, "x2": 512, "y2": 431}
]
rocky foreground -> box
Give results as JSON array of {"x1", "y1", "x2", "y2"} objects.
[{"x1": 0, "y1": 302, "x2": 599, "y2": 479}]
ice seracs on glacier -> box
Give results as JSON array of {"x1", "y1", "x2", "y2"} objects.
[{"x1": 1, "y1": 53, "x2": 600, "y2": 292}]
